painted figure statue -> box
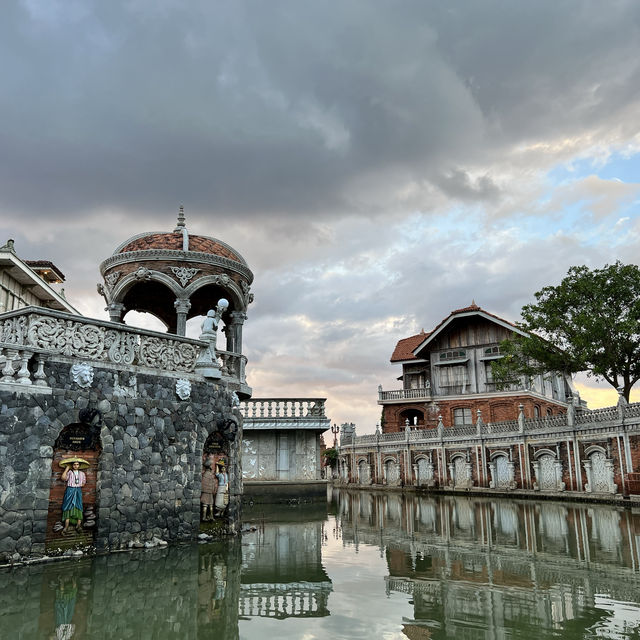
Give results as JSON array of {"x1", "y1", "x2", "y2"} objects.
[
  {"x1": 215, "y1": 461, "x2": 229, "y2": 517},
  {"x1": 201, "y1": 459, "x2": 216, "y2": 521},
  {"x1": 60, "y1": 457, "x2": 88, "y2": 535}
]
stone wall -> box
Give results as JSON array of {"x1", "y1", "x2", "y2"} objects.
[{"x1": 0, "y1": 357, "x2": 241, "y2": 561}]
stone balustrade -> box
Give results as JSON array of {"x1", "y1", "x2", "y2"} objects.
[
  {"x1": 240, "y1": 398, "x2": 330, "y2": 432},
  {"x1": 240, "y1": 398, "x2": 327, "y2": 419},
  {"x1": 0, "y1": 344, "x2": 48, "y2": 388},
  {"x1": 0, "y1": 306, "x2": 248, "y2": 388},
  {"x1": 342, "y1": 401, "x2": 640, "y2": 450}
]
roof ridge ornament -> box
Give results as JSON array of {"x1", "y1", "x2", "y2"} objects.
[
  {"x1": 174, "y1": 205, "x2": 189, "y2": 251},
  {"x1": 174, "y1": 205, "x2": 186, "y2": 231}
]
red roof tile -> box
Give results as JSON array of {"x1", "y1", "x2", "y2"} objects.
[
  {"x1": 390, "y1": 331, "x2": 430, "y2": 362},
  {"x1": 118, "y1": 233, "x2": 242, "y2": 262}
]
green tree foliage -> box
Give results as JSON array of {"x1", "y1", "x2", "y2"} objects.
[
  {"x1": 492, "y1": 262, "x2": 640, "y2": 401},
  {"x1": 323, "y1": 447, "x2": 338, "y2": 469}
]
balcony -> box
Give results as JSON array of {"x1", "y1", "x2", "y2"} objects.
[
  {"x1": 378, "y1": 387, "x2": 432, "y2": 403},
  {"x1": 0, "y1": 306, "x2": 251, "y2": 397}
]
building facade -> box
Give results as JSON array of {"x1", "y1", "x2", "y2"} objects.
[
  {"x1": 337, "y1": 394, "x2": 640, "y2": 498},
  {"x1": 379, "y1": 303, "x2": 574, "y2": 433},
  {"x1": 239, "y1": 398, "x2": 330, "y2": 502}
]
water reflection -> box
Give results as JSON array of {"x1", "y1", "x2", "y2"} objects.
[
  {"x1": 2, "y1": 494, "x2": 640, "y2": 638},
  {"x1": 334, "y1": 489, "x2": 640, "y2": 638},
  {"x1": 240, "y1": 503, "x2": 332, "y2": 619}
]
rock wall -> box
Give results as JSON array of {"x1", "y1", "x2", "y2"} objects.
[{"x1": 0, "y1": 358, "x2": 241, "y2": 561}]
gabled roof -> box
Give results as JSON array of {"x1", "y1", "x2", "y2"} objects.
[
  {"x1": 412, "y1": 303, "x2": 525, "y2": 358},
  {"x1": 390, "y1": 303, "x2": 526, "y2": 363},
  {"x1": 390, "y1": 330, "x2": 431, "y2": 362}
]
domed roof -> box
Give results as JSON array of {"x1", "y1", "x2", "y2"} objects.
[
  {"x1": 115, "y1": 231, "x2": 246, "y2": 264},
  {"x1": 111, "y1": 207, "x2": 248, "y2": 266}
]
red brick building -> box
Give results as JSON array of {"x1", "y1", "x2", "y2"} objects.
[{"x1": 379, "y1": 303, "x2": 574, "y2": 433}]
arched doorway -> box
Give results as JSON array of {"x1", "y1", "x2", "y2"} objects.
[{"x1": 47, "y1": 413, "x2": 102, "y2": 549}]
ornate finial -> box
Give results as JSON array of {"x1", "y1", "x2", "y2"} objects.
[{"x1": 174, "y1": 205, "x2": 186, "y2": 231}]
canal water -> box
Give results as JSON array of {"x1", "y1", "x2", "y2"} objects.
[{"x1": 2, "y1": 489, "x2": 640, "y2": 639}]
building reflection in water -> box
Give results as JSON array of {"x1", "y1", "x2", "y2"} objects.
[
  {"x1": 240, "y1": 503, "x2": 333, "y2": 620},
  {"x1": 333, "y1": 488, "x2": 640, "y2": 639}
]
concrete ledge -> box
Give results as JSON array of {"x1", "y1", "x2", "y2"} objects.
[
  {"x1": 332, "y1": 482, "x2": 640, "y2": 507},
  {"x1": 243, "y1": 480, "x2": 328, "y2": 503}
]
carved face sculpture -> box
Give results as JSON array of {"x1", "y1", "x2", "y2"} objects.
[
  {"x1": 176, "y1": 378, "x2": 192, "y2": 400},
  {"x1": 71, "y1": 362, "x2": 94, "y2": 388}
]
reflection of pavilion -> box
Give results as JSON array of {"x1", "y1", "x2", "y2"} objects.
[
  {"x1": 239, "y1": 512, "x2": 332, "y2": 619},
  {"x1": 335, "y1": 489, "x2": 640, "y2": 638}
]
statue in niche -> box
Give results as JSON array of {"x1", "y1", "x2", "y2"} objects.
[
  {"x1": 214, "y1": 460, "x2": 229, "y2": 517},
  {"x1": 201, "y1": 458, "x2": 216, "y2": 522},
  {"x1": 60, "y1": 457, "x2": 88, "y2": 535}
]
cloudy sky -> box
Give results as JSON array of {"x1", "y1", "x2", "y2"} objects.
[{"x1": 2, "y1": 1, "x2": 640, "y2": 432}]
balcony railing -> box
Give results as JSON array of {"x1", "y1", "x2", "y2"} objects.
[
  {"x1": 0, "y1": 307, "x2": 248, "y2": 389},
  {"x1": 240, "y1": 398, "x2": 330, "y2": 431},
  {"x1": 378, "y1": 387, "x2": 432, "y2": 402}
]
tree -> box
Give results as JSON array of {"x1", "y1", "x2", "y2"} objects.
[
  {"x1": 323, "y1": 447, "x2": 338, "y2": 469},
  {"x1": 492, "y1": 262, "x2": 640, "y2": 401}
]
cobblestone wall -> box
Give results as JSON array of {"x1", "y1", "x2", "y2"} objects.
[{"x1": 0, "y1": 358, "x2": 241, "y2": 561}]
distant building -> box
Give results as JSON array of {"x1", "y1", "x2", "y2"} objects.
[
  {"x1": 0, "y1": 239, "x2": 77, "y2": 314},
  {"x1": 379, "y1": 303, "x2": 574, "y2": 433}
]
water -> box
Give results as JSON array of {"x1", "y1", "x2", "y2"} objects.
[{"x1": 2, "y1": 490, "x2": 640, "y2": 639}]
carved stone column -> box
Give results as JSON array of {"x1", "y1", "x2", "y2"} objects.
[
  {"x1": 174, "y1": 299, "x2": 191, "y2": 337},
  {"x1": 488, "y1": 461, "x2": 497, "y2": 488},
  {"x1": 106, "y1": 302, "x2": 126, "y2": 323},
  {"x1": 227, "y1": 311, "x2": 247, "y2": 353},
  {"x1": 583, "y1": 459, "x2": 593, "y2": 492},
  {"x1": 532, "y1": 460, "x2": 541, "y2": 490},
  {"x1": 554, "y1": 460, "x2": 565, "y2": 491}
]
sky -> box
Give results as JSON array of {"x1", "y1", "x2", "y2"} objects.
[{"x1": 2, "y1": 1, "x2": 640, "y2": 433}]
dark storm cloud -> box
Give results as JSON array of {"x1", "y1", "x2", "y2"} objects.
[
  {"x1": 3, "y1": 1, "x2": 640, "y2": 222},
  {"x1": 3, "y1": 1, "x2": 640, "y2": 427}
]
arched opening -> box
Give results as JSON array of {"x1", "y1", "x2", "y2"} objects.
[
  {"x1": 123, "y1": 310, "x2": 168, "y2": 333},
  {"x1": 188, "y1": 283, "x2": 237, "y2": 320},
  {"x1": 47, "y1": 416, "x2": 102, "y2": 548},
  {"x1": 122, "y1": 280, "x2": 178, "y2": 331},
  {"x1": 201, "y1": 432, "x2": 230, "y2": 523},
  {"x1": 399, "y1": 408, "x2": 424, "y2": 428},
  {"x1": 384, "y1": 459, "x2": 399, "y2": 485}
]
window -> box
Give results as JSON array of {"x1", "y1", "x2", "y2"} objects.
[
  {"x1": 440, "y1": 364, "x2": 469, "y2": 388},
  {"x1": 453, "y1": 408, "x2": 472, "y2": 425},
  {"x1": 534, "y1": 405, "x2": 540, "y2": 418},
  {"x1": 485, "y1": 361, "x2": 494, "y2": 383},
  {"x1": 484, "y1": 346, "x2": 501, "y2": 356},
  {"x1": 440, "y1": 350, "x2": 466, "y2": 361}
]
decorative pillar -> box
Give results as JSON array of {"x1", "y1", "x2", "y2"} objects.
[
  {"x1": 532, "y1": 460, "x2": 541, "y2": 490},
  {"x1": 174, "y1": 299, "x2": 191, "y2": 337},
  {"x1": 583, "y1": 459, "x2": 593, "y2": 492},
  {"x1": 106, "y1": 302, "x2": 126, "y2": 323},
  {"x1": 227, "y1": 311, "x2": 247, "y2": 353},
  {"x1": 488, "y1": 460, "x2": 497, "y2": 488}
]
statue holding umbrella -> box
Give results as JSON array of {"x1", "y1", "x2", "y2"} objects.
[{"x1": 59, "y1": 457, "x2": 89, "y2": 536}]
